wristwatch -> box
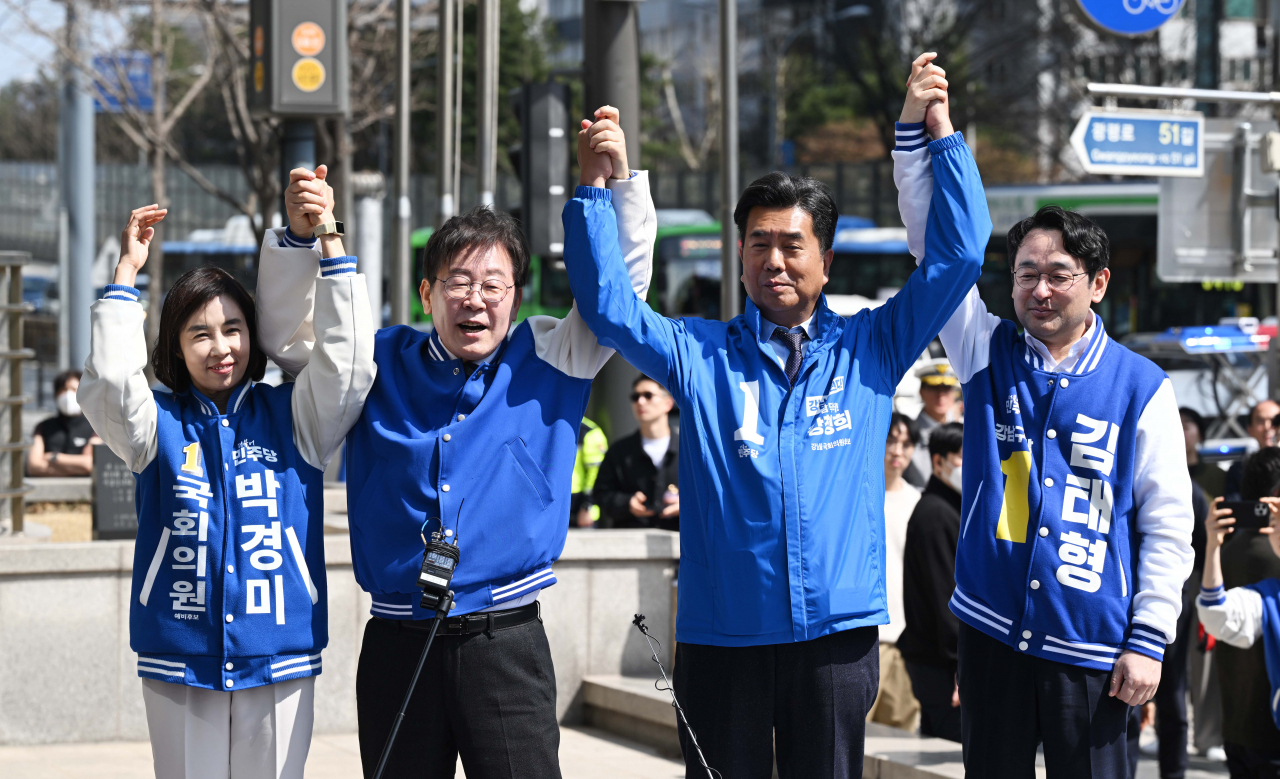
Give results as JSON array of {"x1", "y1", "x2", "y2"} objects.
[
  {"x1": 314, "y1": 220, "x2": 345, "y2": 236},
  {"x1": 49, "y1": 452, "x2": 59, "y2": 464}
]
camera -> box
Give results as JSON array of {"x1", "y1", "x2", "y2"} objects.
[{"x1": 418, "y1": 530, "x2": 459, "y2": 611}]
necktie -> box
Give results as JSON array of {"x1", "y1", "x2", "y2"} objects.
[{"x1": 773, "y1": 327, "x2": 806, "y2": 385}]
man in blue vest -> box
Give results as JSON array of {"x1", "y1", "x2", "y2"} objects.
[
  {"x1": 562, "y1": 53, "x2": 989, "y2": 777},
  {"x1": 894, "y1": 103, "x2": 1195, "y2": 772}
]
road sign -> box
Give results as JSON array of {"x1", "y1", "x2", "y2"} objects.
[
  {"x1": 1074, "y1": 0, "x2": 1186, "y2": 37},
  {"x1": 92, "y1": 52, "x2": 153, "y2": 113},
  {"x1": 1070, "y1": 110, "x2": 1204, "y2": 177},
  {"x1": 1158, "y1": 119, "x2": 1279, "y2": 282}
]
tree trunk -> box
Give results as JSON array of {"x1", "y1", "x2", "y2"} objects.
[{"x1": 147, "y1": 143, "x2": 167, "y2": 370}]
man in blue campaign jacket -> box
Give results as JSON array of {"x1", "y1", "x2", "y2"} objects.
[
  {"x1": 895, "y1": 56, "x2": 1194, "y2": 777},
  {"x1": 562, "y1": 56, "x2": 988, "y2": 778},
  {"x1": 254, "y1": 125, "x2": 655, "y2": 779}
]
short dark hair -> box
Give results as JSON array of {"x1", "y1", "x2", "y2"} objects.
[
  {"x1": 1241, "y1": 447, "x2": 1280, "y2": 500},
  {"x1": 733, "y1": 173, "x2": 838, "y2": 253},
  {"x1": 151, "y1": 267, "x2": 267, "y2": 394},
  {"x1": 1006, "y1": 205, "x2": 1110, "y2": 279},
  {"x1": 53, "y1": 369, "x2": 82, "y2": 395},
  {"x1": 928, "y1": 422, "x2": 964, "y2": 459},
  {"x1": 421, "y1": 206, "x2": 531, "y2": 291},
  {"x1": 889, "y1": 412, "x2": 919, "y2": 446},
  {"x1": 632, "y1": 374, "x2": 668, "y2": 393},
  {"x1": 1179, "y1": 407, "x2": 1206, "y2": 443}
]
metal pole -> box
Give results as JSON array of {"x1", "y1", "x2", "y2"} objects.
[
  {"x1": 583, "y1": 0, "x2": 642, "y2": 167},
  {"x1": 9, "y1": 262, "x2": 25, "y2": 536},
  {"x1": 719, "y1": 0, "x2": 740, "y2": 322},
  {"x1": 280, "y1": 121, "x2": 317, "y2": 214},
  {"x1": 353, "y1": 171, "x2": 386, "y2": 327},
  {"x1": 391, "y1": 0, "x2": 412, "y2": 326},
  {"x1": 1085, "y1": 82, "x2": 1280, "y2": 103},
  {"x1": 477, "y1": 0, "x2": 499, "y2": 207},
  {"x1": 438, "y1": 0, "x2": 456, "y2": 223},
  {"x1": 453, "y1": 0, "x2": 464, "y2": 211},
  {"x1": 65, "y1": 1, "x2": 95, "y2": 371}
]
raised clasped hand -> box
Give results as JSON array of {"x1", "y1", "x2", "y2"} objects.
[
  {"x1": 578, "y1": 105, "x2": 630, "y2": 188},
  {"x1": 285, "y1": 164, "x2": 336, "y2": 239}
]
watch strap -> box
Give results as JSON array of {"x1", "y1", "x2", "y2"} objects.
[{"x1": 314, "y1": 220, "x2": 345, "y2": 236}]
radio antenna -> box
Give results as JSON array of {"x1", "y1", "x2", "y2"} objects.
[{"x1": 452, "y1": 498, "x2": 466, "y2": 545}]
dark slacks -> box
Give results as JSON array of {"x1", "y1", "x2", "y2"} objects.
[
  {"x1": 355, "y1": 615, "x2": 561, "y2": 779},
  {"x1": 905, "y1": 660, "x2": 962, "y2": 742},
  {"x1": 673, "y1": 625, "x2": 879, "y2": 779},
  {"x1": 957, "y1": 622, "x2": 1131, "y2": 779},
  {"x1": 1150, "y1": 596, "x2": 1193, "y2": 779},
  {"x1": 1225, "y1": 743, "x2": 1280, "y2": 779}
]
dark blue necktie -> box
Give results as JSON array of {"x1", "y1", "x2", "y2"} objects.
[{"x1": 773, "y1": 327, "x2": 807, "y2": 385}]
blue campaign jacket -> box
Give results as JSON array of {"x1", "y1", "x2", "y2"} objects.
[
  {"x1": 131, "y1": 382, "x2": 328, "y2": 690},
  {"x1": 950, "y1": 317, "x2": 1177, "y2": 668},
  {"x1": 562, "y1": 132, "x2": 990, "y2": 646},
  {"x1": 342, "y1": 324, "x2": 590, "y2": 618},
  {"x1": 1248, "y1": 578, "x2": 1280, "y2": 729}
]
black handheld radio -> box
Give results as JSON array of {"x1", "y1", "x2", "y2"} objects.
[{"x1": 418, "y1": 530, "x2": 459, "y2": 610}]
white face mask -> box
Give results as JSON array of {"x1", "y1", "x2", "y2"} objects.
[
  {"x1": 56, "y1": 391, "x2": 80, "y2": 417},
  {"x1": 945, "y1": 459, "x2": 964, "y2": 493}
]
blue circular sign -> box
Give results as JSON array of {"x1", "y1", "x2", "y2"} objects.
[{"x1": 1075, "y1": 0, "x2": 1186, "y2": 36}]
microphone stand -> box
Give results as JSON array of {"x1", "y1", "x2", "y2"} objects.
[{"x1": 372, "y1": 590, "x2": 455, "y2": 779}]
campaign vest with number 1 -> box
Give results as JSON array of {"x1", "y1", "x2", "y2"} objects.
[
  {"x1": 951, "y1": 317, "x2": 1168, "y2": 670},
  {"x1": 129, "y1": 382, "x2": 328, "y2": 691}
]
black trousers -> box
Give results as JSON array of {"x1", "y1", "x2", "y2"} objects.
[
  {"x1": 1225, "y1": 743, "x2": 1280, "y2": 779},
  {"x1": 673, "y1": 625, "x2": 879, "y2": 779},
  {"x1": 355, "y1": 615, "x2": 561, "y2": 779},
  {"x1": 905, "y1": 660, "x2": 962, "y2": 742},
  {"x1": 1150, "y1": 597, "x2": 1193, "y2": 779},
  {"x1": 957, "y1": 622, "x2": 1131, "y2": 778}
]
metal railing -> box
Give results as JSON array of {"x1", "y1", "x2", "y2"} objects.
[{"x1": 0, "y1": 252, "x2": 33, "y2": 536}]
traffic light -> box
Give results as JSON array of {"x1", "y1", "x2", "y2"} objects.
[{"x1": 248, "y1": 0, "x2": 349, "y2": 117}]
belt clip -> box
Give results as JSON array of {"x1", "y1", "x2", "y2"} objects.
[
  {"x1": 484, "y1": 612, "x2": 495, "y2": 639},
  {"x1": 536, "y1": 600, "x2": 543, "y2": 624}
]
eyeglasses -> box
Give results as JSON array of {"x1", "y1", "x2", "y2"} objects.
[
  {"x1": 630, "y1": 391, "x2": 662, "y2": 402},
  {"x1": 436, "y1": 275, "x2": 514, "y2": 303},
  {"x1": 1012, "y1": 270, "x2": 1088, "y2": 292}
]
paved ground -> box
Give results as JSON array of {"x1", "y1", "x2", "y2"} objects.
[{"x1": 0, "y1": 726, "x2": 685, "y2": 779}]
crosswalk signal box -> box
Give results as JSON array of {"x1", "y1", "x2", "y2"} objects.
[{"x1": 248, "y1": 0, "x2": 349, "y2": 116}]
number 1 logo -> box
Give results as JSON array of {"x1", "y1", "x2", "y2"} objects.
[
  {"x1": 733, "y1": 381, "x2": 765, "y2": 445},
  {"x1": 180, "y1": 442, "x2": 203, "y2": 476},
  {"x1": 996, "y1": 450, "x2": 1031, "y2": 543}
]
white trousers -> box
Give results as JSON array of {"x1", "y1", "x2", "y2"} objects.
[{"x1": 141, "y1": 677, "x2": 315, "y2": 779}]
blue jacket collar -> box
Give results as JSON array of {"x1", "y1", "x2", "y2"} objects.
[
  {"x1": 187, "y1": 380, "x2": 253, "y2": 416},
  {"x1": 424, "y1": 326, "x2": 513, "y2": 369},
  {"x1": 744, "y1": 295, "x2": 841, "y2": 346}
]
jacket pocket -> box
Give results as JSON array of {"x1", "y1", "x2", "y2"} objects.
[{"x1": 505, "y1": 438, "x2": 554, "y2": 510}]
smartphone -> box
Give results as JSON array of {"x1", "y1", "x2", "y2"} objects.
[{"x1": 1219, "y1": 501, "x2": 1273, "y2": 531}]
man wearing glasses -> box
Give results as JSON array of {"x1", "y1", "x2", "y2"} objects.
[
  {"x1": 252, "y1": 113, "x2": 654, "y2": 778},
  {"x1": 894, "y1": 152, "x2": 1194, "y2": 772},
  {"x1": 1223, "y1": 399, "x2": 1280, "y2": 500}
]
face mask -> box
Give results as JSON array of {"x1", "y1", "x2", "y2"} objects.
[
  {"x1": 946, "y1": 460, "x2": 964, "y2": 493},
  {"x1": 56, "y1": 391, "x2": 80, "y2": 417}
]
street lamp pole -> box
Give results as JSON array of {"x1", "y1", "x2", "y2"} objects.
[{"x1": 719, "y1": 0, "x2": 739, "y2": 322}]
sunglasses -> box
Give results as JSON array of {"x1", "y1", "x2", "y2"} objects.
[{"x1": 630, "y1": 391, "x2": 661, "y2": 402}]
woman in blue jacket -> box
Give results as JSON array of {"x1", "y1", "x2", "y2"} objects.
[{"x1": 79, "y1": 187, "x2": 374, "y2": 779}]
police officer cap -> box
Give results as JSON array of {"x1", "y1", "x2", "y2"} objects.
[{"x1": 915, "y1": 359, "x2": 958, "y2": 387}]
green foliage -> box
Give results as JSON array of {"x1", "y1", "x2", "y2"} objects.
[{"x1": 0, "y1": 75, "x2": 58, "y2": 161}]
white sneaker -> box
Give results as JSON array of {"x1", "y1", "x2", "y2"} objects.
[{"x1": 1205, "y1": 746, "x2": 1227, "y2": 761}]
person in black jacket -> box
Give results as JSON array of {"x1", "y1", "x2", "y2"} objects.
[
  {"x1": 594, "y1": 375, "x2": 680, "y2": 530},
  {"x1": 898, "y1": 421, "x2": 964, "y2": 742}
]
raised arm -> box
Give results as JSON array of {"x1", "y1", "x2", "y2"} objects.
[
  {"x1": 530, "y1": 107, "x2": 658, "y2": 380},
  {"x1": 77, "y1": 206, "x2": 163, "y2": 473},
  {"x1": 892, "y1": 54, "x2": 999, "y2": 384},
  {"x1": 868, "y1": 129, "x2": 989, "y2": 384},
  {"x1": 254, "y1": 166, "x2": 345, "y2": 376}
]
